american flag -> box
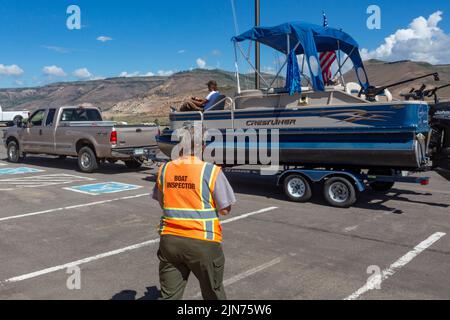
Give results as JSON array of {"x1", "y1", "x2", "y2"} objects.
[{"x1": 319, "y1": 12, "x2": 336, "y2": 85}]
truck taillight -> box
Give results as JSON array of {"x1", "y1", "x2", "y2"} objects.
[{"x1": 110, "y1": 130, "x2": 117, "y2": 145}]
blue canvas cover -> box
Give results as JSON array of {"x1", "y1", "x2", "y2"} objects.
[
  {"x1": 232, "y1": 21, "x2": 369, "y2": 91},
  {"x1": 285, "y1": 49, "x2": 302, "y2": 95}
]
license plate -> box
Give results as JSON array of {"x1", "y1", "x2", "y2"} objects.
[{"x1": 134, "y1": 148, "x2": 144, "y2": 156}]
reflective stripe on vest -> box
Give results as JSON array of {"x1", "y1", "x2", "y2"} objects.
[
  {"x1": 158, "y1": 162, "x2": 169, "y2": 204},
  {"x1": 158, "y1": 158, "x2": 222, "y2": 242},
  {"x1": 201, "y1": 163, "x2": 216, "y2": 209}
]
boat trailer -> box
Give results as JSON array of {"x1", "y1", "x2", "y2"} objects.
[{"x1": 223, "y1": 167, "x2": 430, "y2": 208}]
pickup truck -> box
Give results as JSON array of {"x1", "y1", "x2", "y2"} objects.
[
  {"x1": 3, "y1": 105, "x2": 159, "y2": 173},
  {"x1": 0, "y1": 104, "x2": 29, "y2": 126}
]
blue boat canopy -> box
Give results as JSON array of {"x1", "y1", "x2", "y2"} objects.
[{"x1": 232, "y1": 21, "x2": 369, "y2": 92}]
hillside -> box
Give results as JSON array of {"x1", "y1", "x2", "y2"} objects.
[
  {"x1": 0, "y1": 69, "x2": 263, "y2": 121},
  {"x1": 345, "y1": 59, "x2": 450, "y2": 100},
  {"x1": 1, "y1": 61, "x2": 450, "y2": 123}
]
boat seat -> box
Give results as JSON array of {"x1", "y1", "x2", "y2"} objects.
[
  {"x1": 206, "y1": 94, "x2": 227, "y2": 111},
  {"x1": 376, "y1": 88, "x2": 393, "y2": 102},
  {"x1": 345, "y1": 82, "x2": 393, "y2": 102},
  {"x1": 345, "y1": 82, "x2": 363, "y2": 96}
]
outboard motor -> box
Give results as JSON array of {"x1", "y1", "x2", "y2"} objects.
[{"x1": 429, "y1": 101, "x2": 450, "y2": 170}]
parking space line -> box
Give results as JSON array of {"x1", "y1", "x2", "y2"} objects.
[
  {"x1": 1, "y1": 239, "x2": 162, "y2": 284},
  {"x1": 221, "y1": 206, "x2": 278, "y2": 223},
  {"x1": 223, "y1": 257, "x2": 282, "y2": 286},
  {"x1": 0, "y1": 206, "x2": 278, "y2": 284},
  {"x1": 345, "y1": 232, "x2": 446, "y2": 300},
  {"x1": 193, "y1": 257, "x2": 282, "y2": 298},
  {"x1": 0, "y1": 193, "x2": 151, "y2": 223}
]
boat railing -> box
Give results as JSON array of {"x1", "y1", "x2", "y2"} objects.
[{"x1": 207, "y1": 96, "x2": 235, "y2": 112}]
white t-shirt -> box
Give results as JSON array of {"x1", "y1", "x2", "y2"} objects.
[{"x1": 205, "y1": 90, "x2": 219, "y2": 100}]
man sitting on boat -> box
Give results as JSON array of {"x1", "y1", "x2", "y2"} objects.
[{"x1": 180, "y1": 80, "x2": 220, "y2": 112}]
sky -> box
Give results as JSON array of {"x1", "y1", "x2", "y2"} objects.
[{"x1": 0, "y1": 0, "x2": 449, "y2": 88}]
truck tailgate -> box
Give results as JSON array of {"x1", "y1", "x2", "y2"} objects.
[{"x1": 114, "y1": 125, "x2": 158, "y2": 148}]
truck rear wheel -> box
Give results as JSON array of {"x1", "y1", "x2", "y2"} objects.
[
  {"x1": 78, "y1": 146, "x2": 98, "y2": 173},
  {"x1": 7, "y1": 140, "x2": 21, "y2": 163},
  {"x1": 323, "y1": 177, "x2": 357, "y2": 208}
]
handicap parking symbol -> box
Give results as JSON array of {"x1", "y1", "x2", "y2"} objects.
[
  {"x1": 0, "y1": 167, "x2": 44, "y2": 176},
  {"x1": 65, "y1": 182, "x2": 142, "y2": 195}
]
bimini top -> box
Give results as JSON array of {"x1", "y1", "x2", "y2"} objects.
[{"x1": 232, "y1": 21, "x2": 369, "y2": 92}]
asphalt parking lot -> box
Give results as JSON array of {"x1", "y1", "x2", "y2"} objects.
[{"x1": 0, "y1": 144, "x2": 450, "y2": 300}]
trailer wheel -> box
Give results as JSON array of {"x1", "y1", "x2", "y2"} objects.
[
  {"x1": 283, "y1": 174, "x2": 312, "y2": 202},
  {"x1": 78, "y1": 146, "x2": 98, "y2": 173},
  {"x1": 7, "y1": 140, "x2": 21, "y2": 163},
  {"x1": 323, "y1": 177, "x2": 356, "y2": 208}
]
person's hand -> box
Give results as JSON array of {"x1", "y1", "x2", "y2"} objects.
[{"x1": 218, "y1": 206, "x2": 231, "y2": 216}]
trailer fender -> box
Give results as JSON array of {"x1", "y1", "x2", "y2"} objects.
[{"x1": 277, "y1": 169, "x2": 365, "y2": 192}]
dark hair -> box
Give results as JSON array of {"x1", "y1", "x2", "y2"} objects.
[{"x1": 206, "y1": 80, "x2": 217, "y2": 88}]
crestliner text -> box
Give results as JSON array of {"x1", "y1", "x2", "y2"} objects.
[{"x1": 246, "y1": 119, "x2": 297, "y2": 126}]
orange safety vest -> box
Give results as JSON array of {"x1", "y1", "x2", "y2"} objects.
[{"x1": 156, "y1": 156, "x2": 222, "y2": 243}]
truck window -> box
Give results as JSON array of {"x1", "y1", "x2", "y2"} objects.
[
  {"x1": 45, "y1": 108, "x2": 56, "y2": 126},
  {"x1": 60, "y1": 108, "x2": 102, "y2": 122},
  {"x1": 29, "y1": 109, "x2": 46, "y2": 127}
]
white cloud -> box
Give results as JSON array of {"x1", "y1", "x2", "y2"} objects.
[
  {"x1": 178, "y1": 49, "x2": 186, "y2": 54},
  {"x1": 0, "y1": 64, "x2": 24, "y2": 76},
  {"x1": 119, "y1": 71, "x2": 160, "y2": 77},
  {"x1": 196, "y1": 58, "x2": 206, "y2": 69},
  {"x1": 119, "y1": 71, "x2": 140, "y2": 77},
  {"x1": 361, "y1": 11, "x2": 450, "y2": 64},
  {"x1": 97, "y1": 36, "x2": 113, "y2": 42},
  {"x1": 157, "y1": 70, "x2": 174, "y2": 76},
  {"x1": 14, "y1": 80, "x2": 24, "y2": 86},
  {"x1": 212, "y1": 49, "x2": 221, "y2": 56},
  {"x1": 43, "y1": 65, "x2": 66, "y2": 77},
  {"x1": 73, "y1": 68, "x2": 93, "y2": 79},
  {"x1": 262, "y1": 66, "x2": 276, "y2": 75},
  {"x1": 42, "y1": 45, "x2": 69, "y2": 53}
]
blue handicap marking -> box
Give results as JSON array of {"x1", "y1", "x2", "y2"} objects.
[
  {"x1": 0, "y1": 167, "x2": 44, "y2": 176},
  {"x1": 66, "y1": 182, "x2": 142, "y2": 195}
]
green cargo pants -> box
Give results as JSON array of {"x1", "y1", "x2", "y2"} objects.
[{"x1": 157, "y1": 234, "x2": 227, "y2": 300}]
